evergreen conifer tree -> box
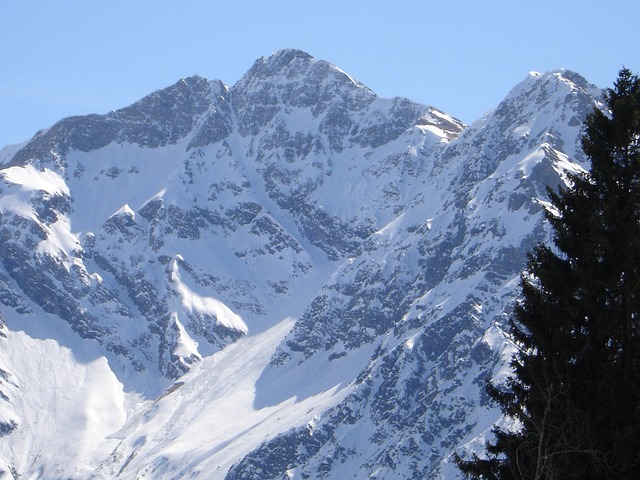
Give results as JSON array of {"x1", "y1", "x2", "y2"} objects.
[{"x1": 456, "y1": 68, "x2": 640, "y2": 479}]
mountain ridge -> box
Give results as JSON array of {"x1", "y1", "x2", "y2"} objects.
[{"x1": 0, "y1": 50, "x2": 602, "y2": 478}]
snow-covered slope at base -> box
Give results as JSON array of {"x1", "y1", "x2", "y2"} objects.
[
  {"x1": 0, "y1": 50, "x2": 603, "y2": 479},
  {"x1": 93, "y1": 317, "x2": 379, "y2": 479},
  {"x1": 0, "y1": 311, "x2": 126, "y2": 479}
]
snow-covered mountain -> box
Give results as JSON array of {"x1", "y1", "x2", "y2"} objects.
[{"x1": 0, "y1": 49, "x2": 602, "y2": 479}]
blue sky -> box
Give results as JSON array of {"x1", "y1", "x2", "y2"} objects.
[{"x1": 2, "y1": 1, "x2": 639, "y2": 148}]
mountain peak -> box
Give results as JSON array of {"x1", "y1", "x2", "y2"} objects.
[
  {"x1": 509, "y1": 69, "x2": 598, "y2": 101},
  {"x1": 264, "y1": 48, "x2": 315, "y2": 69},
  {"x1": 240, "y1": 48, "x2": 317, "y2": 83},
  {"x1": 238, "y1": 49, "x2": 366, "y2": 91}
]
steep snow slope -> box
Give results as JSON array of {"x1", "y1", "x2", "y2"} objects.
[
  {"x1": 0, "y1": 310, "x2": 126, "y2": 479},
  {"x1": 0, "y1": 50, "x2": 602, "y2": 479}
]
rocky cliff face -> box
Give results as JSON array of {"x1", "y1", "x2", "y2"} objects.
[{"x1": 0, "y1": 50, "x2": 602, "y2": 479}]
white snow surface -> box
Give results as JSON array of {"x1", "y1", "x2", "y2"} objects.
[
  {"x1": 0, "y1": 311, "x2": 126, "y2": 479},
  {"x1": 94, "y1": 317, "x2": 374, "y2": 479},
  {"x1": 170, "y1": 258, "x2": 248, "y2": 334},
  {"x1": 1, "y1": 165, "x2": 69, "y2": 196}
]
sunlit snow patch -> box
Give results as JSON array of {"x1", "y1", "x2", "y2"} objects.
[
  {"x1": 1, "y1": 164, "x2": 70, "y2": 195},
  {"x1": 170, "y1": 257, "x2": 248, "y2": 334}
]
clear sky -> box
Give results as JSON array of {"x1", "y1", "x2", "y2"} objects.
[{"x1": 2, "y1": 0, "x2": 639, "y2": 148}]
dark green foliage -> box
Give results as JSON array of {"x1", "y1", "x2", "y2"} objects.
[{"x1": 456, "y1": 69, "x2": 640, "y2": 479}]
